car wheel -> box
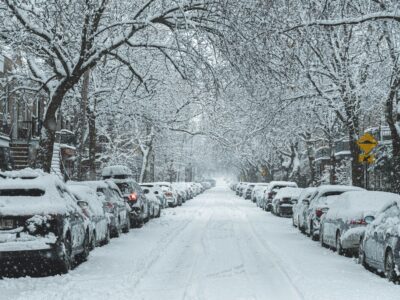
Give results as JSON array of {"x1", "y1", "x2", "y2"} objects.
[
  {"x1": 358, "y1": 238, "x2": 367, "y2": 267},
  {"x1": 122, "y1": 217, "x2": 130, "y2": 233},
  {"x1": 320, "y1": 230, "x2": 327, "y2": 248},
  {"x1": 336, "y1": 231, "x2": 344, "y2": 255},
  {"x1": 385, "y1": 249, "x2": 399, "y2": 283},
  {"x1": 90, "y1": 231, "x2": 96, "y2": 250},
  {"x1": 75, "y1": 232, "x2": 90, "y2": 265},
  {"x1": 58, "y1": 235, "x2": 72, "y2": 274},
  {"x1": 102, "y1": 226, "x2": 111, "y2": 246}
]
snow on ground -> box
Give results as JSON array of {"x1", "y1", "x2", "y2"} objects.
[{"x1": 1, "y1": 185, "x2": 400, "y2": 300}]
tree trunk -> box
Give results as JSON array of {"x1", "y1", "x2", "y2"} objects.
[
  {"x1": 77, "y1": 70, "x2": 90, "y2": 180},
  {"x1": 87, "y1": 107, "x2": 97, "y2": 180}
]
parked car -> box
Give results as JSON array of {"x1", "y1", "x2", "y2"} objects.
[
  {"x1": 304, "y1": 185, "x2": 364, "y2": 241},
  {"x1": 68, "y1": 183, "x2": 111, "y2": 249},
  {"x1": 141, "y1": 187, "x2": 161, "y2": 218},
  {"x1": 82, "y1": 180, "x2": 130, "y2": 234},
  {"x1": 359, "y1": 196, "x2": 400, "y2": 282},
  {"x1": 244, "y1": 183, "x2": 256, "y2": 200},
  {"x1": 263, "y1": 181, "x2": 298, "y2": 211},
  {"x1": 252, "y1": 183, "x2": 269, "y2": 204},
  {"x1": 155, "y1": 182, "x2": 178, "y2": 207},
  {"x1": 320, "y1": 191, "x2": 395, "y2": 255},
  {"x1": 140, "y1": 183, "x2": 167, "y2": 208},
  {"x1": 292, "y1": 187, "x2": 317, "y2": 230},
  {"x1": 102, "y1": 165, "x2": 149, "y2": 227},
  {"x1": 0, "y1": 172, "x2": 90, "y2": 274},
  {"x1": 271, "y1": 187, "x2": 303, "y2": 217}
]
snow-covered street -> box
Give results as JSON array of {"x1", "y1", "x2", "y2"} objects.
[{"x1": 1, "y1": 184, "x2": 400, "y2": 300}]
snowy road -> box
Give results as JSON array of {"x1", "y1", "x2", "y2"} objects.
[{"x1": 1, "y1": 185, "x2": 400, "y2": 300}]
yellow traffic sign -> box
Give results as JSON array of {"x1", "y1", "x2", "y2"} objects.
[
  {"x1": 358, "y1": 153, "x2": 375, "y2": 164},
  {"x1": 357, "y1": 133, "x2": 378, "y2": 154}
]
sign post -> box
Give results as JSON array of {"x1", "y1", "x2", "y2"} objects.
[{"x1": 357, "y1": 133, "x2": 378, "y2": 189}]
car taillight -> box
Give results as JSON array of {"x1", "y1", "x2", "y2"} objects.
[
  {"x1": 165, "y1": 192, "x2": 173, "y2": 197},
  {"x1": 128, "y1": 193, "x2": 137, "y2": 202},
  {"x1": 350, "y1": 219, "x2": 367, "y2": 225},
  {"x1": 315, "y1": 209, "x2": 323, "y2": 218}
]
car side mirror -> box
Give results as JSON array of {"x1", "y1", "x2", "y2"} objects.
[
  {"x1": 302, "y1": 199, "x2": 310, "y2": 206},
  {"x1": 77, "y1": 200, "x2": 89, "y2": 208},
  {"x1": 144, "y1": 189, "x2": 149, "y2": 194},
  {"x1": 155, "y1": 191, "x2": 159, "y2": 195},
  {"x1": 364, "y1": 215, "x2": 375, "y2": 224}
]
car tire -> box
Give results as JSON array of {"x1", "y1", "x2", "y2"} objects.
[
  {"x1": 58, "y1": 235, "x2": 72, "y2": 274},
  {"x1": 358, "y1": 238, "x2": 367, "y2": 267},
  {"x1": 122, "y1": 217, "x2": 130, "y2": 233},
  {"x1": 385, "y1": 249, "x2": 398, "y2": 283},
  {"x1": 75, "y1": 232, "x2": 90, "y2": 265},
  {"x1": 336, "y1": 231, "x2": 344, "y2": 255},
  {"x1": 102, "y1": 226, "x2": 111, "y2": 246},
  {"x1": 320, "y1": 230, "x2": 327, "y2": 248},
  {"x1": 90, "y1": 231, "x2": 96, "y2": 250}
]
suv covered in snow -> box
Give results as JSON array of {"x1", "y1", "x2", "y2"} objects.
[
  {"x1": 263, "y1": 181, "x2": 298, "y2": 211},
  {"x1": 0, "y1": 171, "x2": 90, "y2": 274},
  {"x1": 102, "y1": 165, "x2": 149, "y2": 227}
]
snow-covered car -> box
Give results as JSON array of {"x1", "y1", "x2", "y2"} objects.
[
  {"x1": 0, "y1": 174, "x2": 90, "y2": 274},
  {"x1": 263, "y1": 181, "x2": 298, "y2": 211},
  {"x1": 359, "y1": 197, "x2": 400, "y2": 282},
  {"x1": 252, "y1": 183, "x2": 268, "y2": 204},
  {"x1": 243, "y1": 183, "x2": 256, "y2": 200},
  {"x1": 155, "y1": 182, "x2": 178, "y2": 207},
  {"x1": 292, "y1": 187, "x2": 317, "y2": 230},
  {"x1": 141, "y1": 187, "x2": 161, "y2": 218},
  {"x1": 82, "y1": 180, "x2": 130, "y2": 234},
  {"x1": 140, "y1": 183, "x2": 167, "y2": 208},
  {"x1": 67, "y1": 184, "x2": 111, "y2": 248},
  {"x1": 304, "y1": 185, "x2": 364, "y2": 241},
  {"x1": 320, "y1": 191, "x2": 396, "y2": 255},
  {"x1": 271, "y1": 187, "x2": 304, "y2": 217},
  {"x1": 102, "y1": 165, "x2": 149, "y2": 227}
]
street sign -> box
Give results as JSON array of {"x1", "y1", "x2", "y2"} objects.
[
  {"x1": 357, "y1": 133, "x2": 378, "y2": 154},
  {"x1": 358, "y1": 153, "x2": 375, "y2": 164}
]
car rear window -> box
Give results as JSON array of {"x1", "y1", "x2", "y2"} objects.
[
  {"x1": 0, "y1": 189, "x2": 45, "y2": 196},
  {"x1": 116, "y1": 182, "x2": 132, "y2": 194}
]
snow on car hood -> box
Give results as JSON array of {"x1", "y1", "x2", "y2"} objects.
[{"x1": 326, "y1": 191, "x2": 399, "y2": 222}]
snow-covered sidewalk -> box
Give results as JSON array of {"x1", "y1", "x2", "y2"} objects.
[{"x1": 1, "y1": 185, "x2": 400, "y2": 300}]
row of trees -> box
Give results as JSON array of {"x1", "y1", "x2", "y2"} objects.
[{"x1": 2, "y1": 0, "x2": 400, "y2": 190}]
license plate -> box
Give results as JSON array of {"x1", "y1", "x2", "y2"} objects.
[{"x1": 0, "y1": 219, "x2": 14, "y2": 230}]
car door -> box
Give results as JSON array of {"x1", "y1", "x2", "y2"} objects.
[{"x1": 61, "y1": 188, "x2": 86, "y2": 249}]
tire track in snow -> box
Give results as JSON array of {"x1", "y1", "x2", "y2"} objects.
[{"x1": 231, "y1": 194, "x2": 306, "y2": 300}]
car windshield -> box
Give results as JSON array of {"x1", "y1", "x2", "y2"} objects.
[{"x1": 0, "y1": 189, "x2": 45, "y2": 196}]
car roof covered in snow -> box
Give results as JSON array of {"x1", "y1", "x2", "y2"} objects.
[
  {"x1": 67, "y1": 184, "x2": 105, "y2": 216},
  {"x1": 315, "y1": 185, "x2": 364, "y2": 195},
  {"x1": 0, "y1": 174, "x2": 78, "y2": 216},
  {"x1": 326, "y1": 191, "x2": 400, "y2": 222},
  {"x1": 101, "y1": 165, "x2": 132, "y2": 177},
  {"x1": 268, "y1": 181, "x2": 298, "y2": 189},
  {"x1": 0, "y1": 168, "x2": 47, "y2": 179},
  {"x1": 275, "y1": 187, "x2": 304, "y2": 199}
]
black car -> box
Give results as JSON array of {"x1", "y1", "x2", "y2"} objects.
[{"x1": 0, "y1": 172, "x2": 90, "y2": 275}]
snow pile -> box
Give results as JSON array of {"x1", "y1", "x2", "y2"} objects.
[
  {"x1": 0, "y1": 168, "x2": 46, "y2": 179},
  {"x1": 341, "y1": 226, "x2": 366, "y2": 243},
  {"x1": 26, "y1": 215, "x2": 53, "y2": 234},
  {"x1": 326, "y1": 191, "x2": 399, "y2": 222}
]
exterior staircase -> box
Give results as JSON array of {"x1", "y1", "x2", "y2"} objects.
[
  {"x1": 10, "y1": 142, "x2": 29, "y2": 170},
  {"x1": 51, "y1": 142, "x2": 63, "y2": 179}
]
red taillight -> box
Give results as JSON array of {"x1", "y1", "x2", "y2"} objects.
[
  {"x1": 165, "y1": 192, "x2": 173, "y2": 197},
  {"x1": 106, "y1": 202, "x2": 114, "y2": 209},
  {"x1": 128, "y1": 193, "x2": 137, "y2": 202},
  {"x1": 315, "y1": 209, "x2": 323, "y2": 218},
  {"x1": 350, "y1": 219, "x2": 366, "y2": 225}
]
